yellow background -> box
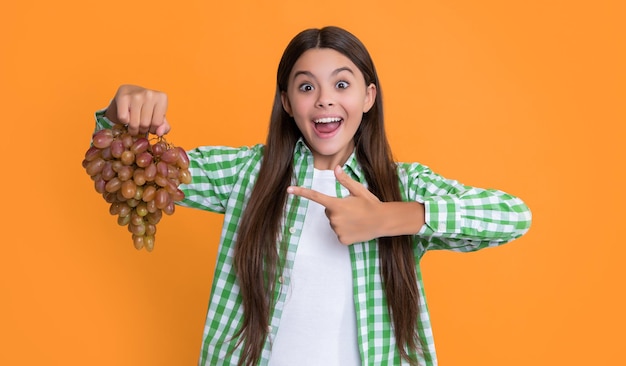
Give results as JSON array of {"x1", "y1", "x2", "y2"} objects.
[{"x1": 1, "y1": 1, "x2": 624, "y2": 365}]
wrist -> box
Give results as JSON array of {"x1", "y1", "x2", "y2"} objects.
[
  {"x1": 380, "y1": 201, "x2": 425, "y2": 237},
  {"x1": 104, "y1": 100, "x2": 119, "y2": 125}
]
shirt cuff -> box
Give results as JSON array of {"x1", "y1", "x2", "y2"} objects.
[
  {"x1": 417, "y1": 196, "x2": 463, "y2": 236},
  {"x1": 95, "y1": 108, "x2": 115, "y2": 131}
]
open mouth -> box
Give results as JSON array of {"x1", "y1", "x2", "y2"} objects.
[{"x1": 313, "y1": 117, "x2": 343, "y2": 134}]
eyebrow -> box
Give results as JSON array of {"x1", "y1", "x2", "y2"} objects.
[{"x1": 293, "y1": 66, "x2": 355, "y2": 79}]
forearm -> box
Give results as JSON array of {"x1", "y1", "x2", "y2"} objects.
[
  {"x1": 397, "y1": 162, "x2": 532, "y2": 252},
  {"x1": 378, "y1": 201, "x2": 425, "y2": 237},
  {"x1": 421, "y1": 189, "x2": 531, "y2": 240}
]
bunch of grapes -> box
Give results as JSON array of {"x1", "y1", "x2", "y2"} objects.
[{"x1": 82, "y1": 124, "x2": 191, "y2": 251}]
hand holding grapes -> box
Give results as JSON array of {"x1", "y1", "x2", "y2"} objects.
[
  {"x1": 105, "y1": 84, "x2": 171, "y2": 136},
  {"x1": 83, "y1": 86, "x2": 190, "y2": 251}
]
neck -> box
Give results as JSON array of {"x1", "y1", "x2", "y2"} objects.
[{"x1": 312, "y1": 147, "x2": 354, "y2": 170}]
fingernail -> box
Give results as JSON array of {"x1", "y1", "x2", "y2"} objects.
[{"x1": 287, "y1": 187, "x2": 294, "y2": 194}]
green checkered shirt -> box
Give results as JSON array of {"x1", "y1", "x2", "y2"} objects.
[{"x1": 95, "y1": 111, "x2": 531, "y2": 365}]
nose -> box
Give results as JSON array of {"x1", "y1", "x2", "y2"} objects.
[{"x1": 316, "y1": 86, "x2": 334, "y2": 108}]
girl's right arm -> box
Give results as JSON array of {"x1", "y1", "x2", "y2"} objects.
[
  {"x1": 91, "y1": 86, "x2": 264, "y2": 215},
  {"x1": 102, "y1": 84, "x2": 171, "y2": 137}
]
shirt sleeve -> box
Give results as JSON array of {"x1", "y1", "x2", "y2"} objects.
[
  {"x1": 94, "y1": 108, "x2": 115, "y2": 131},
  {"x1": 397, "y1": 162, "x2": 532, "y2": 254},
  {"x1": 177, "y1": 144, "x2": 263, "y2": 213}
]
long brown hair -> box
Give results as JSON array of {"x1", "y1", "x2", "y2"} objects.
[{"x1": 233, "y1": 26, "x2": 421, "y2": 365}]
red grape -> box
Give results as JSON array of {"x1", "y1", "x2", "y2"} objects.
[{"x1": 84, "y1": 125, "x2": 188, "y2": 251}]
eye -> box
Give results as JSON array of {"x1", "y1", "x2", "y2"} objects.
[
  {"x1": 336, "y1": 81, "x2": 350, "y2": 89},
  {"x1": 298, "y1": 83, "x2": 314, "y2": 92}
]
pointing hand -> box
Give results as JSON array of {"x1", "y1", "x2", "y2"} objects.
[{"x1": 287, "y1": 166, "x2": 384, "y2": 245}]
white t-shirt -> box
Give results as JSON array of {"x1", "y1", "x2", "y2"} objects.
[{"x1": 268, "y1": 169, "x2": 361, "y2": 365}]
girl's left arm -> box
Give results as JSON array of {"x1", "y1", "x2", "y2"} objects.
[{"x1": 398, "y1": 162, "x2": 532, "y2": 253}]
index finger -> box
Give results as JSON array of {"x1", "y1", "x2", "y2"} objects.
[{"x1": 287, "y1": 186, "x2": 335, "y2": 208}]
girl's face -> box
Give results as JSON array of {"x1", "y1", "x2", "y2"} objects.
[{"x1": 281, "y1": 48, "x2": 376, "y2": 170}]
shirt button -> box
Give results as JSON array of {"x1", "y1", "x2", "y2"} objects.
[
  {"x1": 278, "y1": 276, "x2": 284, "y2": 284},
  {"x1": 267, "y1": 326, "x2": 272, "y2": 332},
  {"x1": 289, "y1": 227, "x2": 296, "y2": 234}
]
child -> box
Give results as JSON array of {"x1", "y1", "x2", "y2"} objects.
[{"x1": 93, "y1": 26, "x2": 531, "y2": 366}]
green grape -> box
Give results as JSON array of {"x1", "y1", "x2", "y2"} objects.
[
  {"x1": 144, "y1": 235, "x2": 155, "y2": 252},
  {"x1": 133, "y1": 185, "x2": 144, "y2": 201},
  {"x1": 145, "y1": 223, "x2": 156, "y2": 236},
  {"x1": 136, "y1": 202, "x2": 148, "y2": 217},
  {"x1": 130, "y1": 222, "x2": 146, "y2": 236},
  {"x1": 117, "y1": 214, "x2": 131, "y2": 226}
]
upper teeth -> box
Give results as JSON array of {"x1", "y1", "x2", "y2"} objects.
[{"x1": 314, "y1": 117, "x2": 342, "y2": 123}]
